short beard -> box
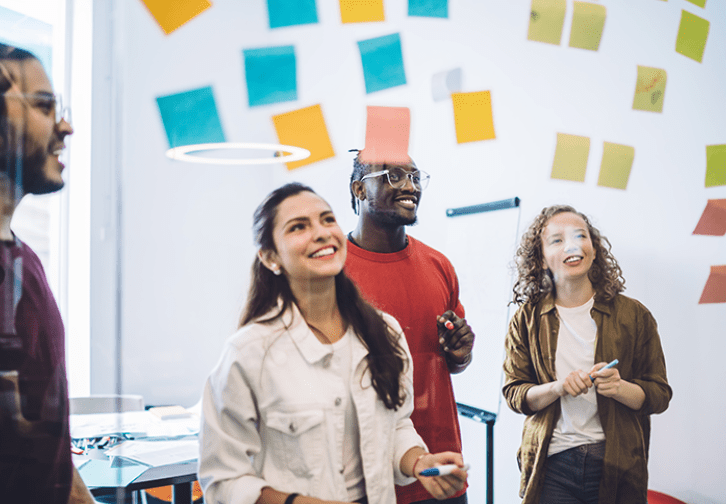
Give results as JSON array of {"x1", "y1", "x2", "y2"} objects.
[
  {"x1": 22, "y1": 153, "x2": 64, "y2": 195},
  {"x1": 368, "y1": 203, "x2": 418, "y2": 228}
]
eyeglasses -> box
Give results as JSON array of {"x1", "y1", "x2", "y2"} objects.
[
  {"x1": 3, "y1": 92, "x2": 71, "y2": 124},
  {"x1": 360, "y1": 167, "x2": 431, "y2": 190}
]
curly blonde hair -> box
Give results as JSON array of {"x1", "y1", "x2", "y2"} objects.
[{"x1": 512, "y1": 205, "x2": 625, "y2": 305}]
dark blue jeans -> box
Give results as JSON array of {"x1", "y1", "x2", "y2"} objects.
[{"x1": 539, "y1": 442, "x2": 605, "y2": 504}]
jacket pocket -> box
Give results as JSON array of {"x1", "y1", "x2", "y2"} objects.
[{"x1": 265, "y1": 409, "x2": 325, "y2": 478}]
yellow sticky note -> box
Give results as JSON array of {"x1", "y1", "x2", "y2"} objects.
[
  {"x1": 139, "y1": 0, "x2": 212, "y2": 35},
  {"x1": 528, "y1": 0, "x2": 566, "y2": 45},
  {"x1": 272, "y1": 104, "x2": 335, "y2": 170},
  {"x1": 552, "y1": 133, "x2": 590, "y2": 182},
  {"x1": 339, "y1": 0, "x2": 385, "y2": 23},
  {"x1": 569, "y1": 2, "x2": 606, "y2": 51},
  {"x1": 451, "y1": 91, "x2": 496, "y2": 144},
  {"x1": 632, "y1": 66, "x2": 667, "y2": 113},
  {"x1": 676, "y1": 10, "x2": 710, "y2": 63},
  {"x1": 706, "y1": 145, "x2": 726, "y2": 188},
  {"x1": 598, "y1": 142, "x2": 634, "y2": 190},
  {"x1": 686, "y1": 0, "x2": 706, "y2": 7}
]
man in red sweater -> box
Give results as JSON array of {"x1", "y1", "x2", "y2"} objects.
[{"x1": 345, "y1": 151, "x2": 475, "y2": 504}]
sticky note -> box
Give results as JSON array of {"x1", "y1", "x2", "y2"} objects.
[
  {"x1": 632, "y1": 66, "x2": 667, "y2": 113},
  {"x1": 693, "y1": 199, "x2": 726, "y2": 236},
  {"x1": 156, "y1": 86, "x2": 225, "y2": 148},
  {"x1": 706, "y1": 145, "x2": 726, "y2": 187},
  {"x1": 272, "y1": 104, "x2": 335, "y2": 170},
  {"x1": 699, "y1": 265, "x2": 726, "y2": 304},
  {"x1": 451, "y1": 91, "x2": 496, "y2": 144},
  {"x1": 340, "y1": 0, "x2": 385, "y2": 23},
  {"x1": 686, "y1": 0, "x2": 706, "y2": 7},
  {"x1": 528, "y1": 0, "x2": 566, "y2": 45},
  {"x1": 597, "y1": 142, "x2": 634, "y2": 190},
  {"x1": 551, "y1": 133, "x2": 590, "y2": 182},
  {"x1": 569, "y1": 2, "x2": 606, "y2": 51},
  {"x1": 359, "y1": 106, "x2": 411, "y2": 165},
  {"x1": 431, "y1": 68, "x2": 462, "y2": 101},
  {"x1": 243, "y1": 46, "x2": 297, "y2": 107},
  {"x1": 675, "y1": 10, "x2": 710, "y2": 63},
  {"x1": 267, "y1": 0, "x2": 318, "y2": 28},
  {"x1": 358, "y1": 34, "x2": 406, "y2": 94},
  {"x1": 139, "y1": 0, "x2": 211, "y2": 35},
  {"x1": 409, "y1": 0, "x2": 448, "y2": 18}
]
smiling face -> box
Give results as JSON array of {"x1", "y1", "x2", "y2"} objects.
[
  {"x1": 262, "y1": 191, "x2": 346, "y2": 288},
  {"x1": 2, "y1": 58, "x2": 73, "y2": 195},
  {"x1": 541, "y1": 211, "x2": 595, "y2": 289},
  {"x1": 359, "y1": 160, "x2": 421, "y2": 227}
]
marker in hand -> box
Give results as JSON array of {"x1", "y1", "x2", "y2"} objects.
[
  {"x1": 444, "y1": 320, "x2": 455, "y2": 330},
  {"x1": 419, "y1": 463, "x2": 470, "y2": 477},
  {"x1": 589, "y1": 359, "x2": 619, "y2": 382}
]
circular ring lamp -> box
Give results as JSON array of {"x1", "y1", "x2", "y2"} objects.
[{"x1": 166, "y1": 142, "x2": 311, "y2": 165}]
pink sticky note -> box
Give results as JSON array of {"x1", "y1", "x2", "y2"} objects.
[
  {"x1": 359, "y1": 106, "x2": 411, "y2": 165},
  {"x1": 699, "y1": 265, "x2": 726, "y2": 304},
  {"x1": 692, "y1": 199, "x2": 726, "y2": 236}
]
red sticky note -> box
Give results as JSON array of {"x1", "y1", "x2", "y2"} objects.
[
  {"x1": 692, "y1": 199, "x2": 726, "y2": 236},
  {"x1": 359, "y1": 106, "x2": 411, "y2": 165},
  {"x1": 699, "y1": 265, "x2": 726, "y2": 304}
]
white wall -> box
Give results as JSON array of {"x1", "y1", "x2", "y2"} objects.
[{"x1": 88, "y1": 1, "x2": 726, "y2": 502}]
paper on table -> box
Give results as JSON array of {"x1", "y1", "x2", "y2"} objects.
[
  {"x1": 106, "y1": 439, "x2": 199, "y2": 468},
  {"x1": 527, "y1": 0, "x2": 566, "y2": 45},
  {"x1": 70, "y1": 411, "x2": 199, "y2": 440},
  {"x1": 359, "y1": 106, "x2": 411, "y2": 165},
  {"x1": 78, "y1": 458, "x2": 148, "y2": 489},
  {"x1": 692, "y1": 199, "x2": 726, "y2": 236},
  {"x1": 140, "y1": 0, "x2": 211, "y2": 35},
  {"x1": 699, "y1": 266, "x2": 726, "y2": 304}
]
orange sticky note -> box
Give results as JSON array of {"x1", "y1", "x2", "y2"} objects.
[
  {"x1": 692, "y1": 199, "x2": 726, "y2": 236},
  {"x1": 340, "y1": 0, "x2": 385, "y2": 23},
  {"x1": 139, "y1": 0, "x2": 212, "y2": 35},
  {"x1": 451, "y1": 91, "x2": 496, "y2": 144},
  {"x1": 699, "y1": 265, "x2": 726, "y2": 304},
  {"x1": 359, "y1": 106, "x2": 411, "y2": 165},
  {"x1": 272, "y1": 104, "x2": 335, "y2": 170}
]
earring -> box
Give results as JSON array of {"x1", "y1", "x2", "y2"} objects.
[{"x1": 270, "y1": 264, "x2": 282, "y2": 276}]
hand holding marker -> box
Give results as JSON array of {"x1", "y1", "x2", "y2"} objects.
[
  {"x1": 419, "y1": 463, "x2": 470, "y2": 477},
  {"x1": 589, "y1": 359, "x2": 619, "y2": 382}
]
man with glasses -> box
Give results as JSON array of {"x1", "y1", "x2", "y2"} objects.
[
  {"x1": 0, "y1": 43, "x2": 94, "y2": 504},
  {"x1": 346, "y1": 151, "x2": 475, "y2": 504}
]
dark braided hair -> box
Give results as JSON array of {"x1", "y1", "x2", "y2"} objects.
[{"x1": 348, "y1": 149, "x2": 370, "y2": 215}]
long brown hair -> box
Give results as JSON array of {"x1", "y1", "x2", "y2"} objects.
[
  {"x1": 240, "y1": 182, "x2": 407, "y2": 410},
  {"x1": 512, "y1": 205, "x2": 625, "y2": 305}
]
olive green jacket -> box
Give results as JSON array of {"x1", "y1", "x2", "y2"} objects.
[{"x1": 502, "y1": 294, "x2": 672, "y2": 504}]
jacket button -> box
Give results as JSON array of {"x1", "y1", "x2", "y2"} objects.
[
  {"x1": 289, "y1": 422, "x2": 296, "y2": 433},
  {"x1": 335, "y1": 397, "x2": 342, "y2": 406}
]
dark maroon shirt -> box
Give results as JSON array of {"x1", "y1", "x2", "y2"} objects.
[{"x1": 1, "y1": 236, "x2": 72, "y2": 504}]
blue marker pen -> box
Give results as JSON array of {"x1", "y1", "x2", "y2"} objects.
[
  {"x1": 419, "y1": 463, "x2": 470, "y2": 477},
  {"x1": 589, "y1": 358, "x2": 619, "y2": 382}
]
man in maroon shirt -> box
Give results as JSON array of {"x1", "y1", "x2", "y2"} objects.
[
  {"x1": 346, "y1": 151, "x2": 475, "y2": 504},
  {"x1": 0, "y1": 43, "x2": 94, "y2": 504}
]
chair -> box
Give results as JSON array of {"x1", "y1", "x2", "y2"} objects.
[
  {"x1": 69, "y1": 394, "x2": 145, "y2": 414},
  {"x1": 648, "y1": 489, "x2": 689, "y2": 503}
]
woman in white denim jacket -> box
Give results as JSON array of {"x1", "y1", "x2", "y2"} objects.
[{"x1": 198, "y1": 183, "x2": 468, "y2": 504}]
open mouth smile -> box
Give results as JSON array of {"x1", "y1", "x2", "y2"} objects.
[{"x1": 310, "y1": 246, "x2": 336, "y2": 258}]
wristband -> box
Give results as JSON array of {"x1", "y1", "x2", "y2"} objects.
[
  {"x1": 412, "y1": 452, "x2": 429, "y2": 477},
  {"x1": 284, "y1": 493, "x2": 299, "y2": 504}
]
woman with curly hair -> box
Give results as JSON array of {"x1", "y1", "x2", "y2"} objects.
[{"x1": 502, "y1": 205, "x2": 672, "y2": 504}]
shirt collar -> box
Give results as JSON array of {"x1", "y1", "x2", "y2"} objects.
[{"x1": 540, "y1": 292, "x2": 612, "y2": 315}]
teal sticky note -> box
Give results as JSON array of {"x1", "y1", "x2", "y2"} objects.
[
  {"x1": 243, "y1": 45, "x2": 298, "y2": 107},
  {"x1": 409, "y1": 0, "x2": 448, "y2": 18},
  {"x1": 267, "y1": 0, "x2": 318, "y2": 29},
  {"x1": 156, "y1": 86, "x2": 226, "y2": 148},
  {"x1": 357, "y1": 33, "x2": 407, "y2": 94}
]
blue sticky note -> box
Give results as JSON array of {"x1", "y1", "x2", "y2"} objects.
[
  {"x1": 409, "y1": 0, "x2": 448, "y2": 18},
  {"x1": 267, "y1": 0, "x2": 318, "y2": 28},
  {"x1": 357, "y1": 33, "x2": 407, "y2": 94},
  {"x1": 156, "y1": 86, "x2": 225, "y2": 148},
  {"x1": 243, "y1": 45, "x2": 298, "y2": 107}
]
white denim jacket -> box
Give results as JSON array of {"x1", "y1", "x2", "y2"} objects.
[{"x1": 198, "y1": 303, "x2": 426, "y2": 504}]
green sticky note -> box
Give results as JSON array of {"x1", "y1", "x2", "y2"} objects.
[
  {"x1": 632, "y1": 66, "x2": 667, "y2": 113},
  {"x1": 552, "y1": 133, "x2": 590, "y2": 182},
  {"x1": 528, "y1": 0, "x2": 566, "y2": 46},
  {"x1": 685, "y1": 0, "x2": 706, "y2": 7},
  {"x1": 598, "y1": 142, "x2": 634, "y2": 190},
  {"x1": 706, "y1": 145, "x2": 726, "y2": 187},
  {"x1": 676, "y1": 10, "x2": 710, "y2": 63},
  {"x1": 569, "y1": 2, "x2": 606, "y2": 51}
]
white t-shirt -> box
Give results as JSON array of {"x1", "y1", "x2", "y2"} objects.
[{"x1": 548, "y1": 297, "x2": 605, "y2": 456}]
